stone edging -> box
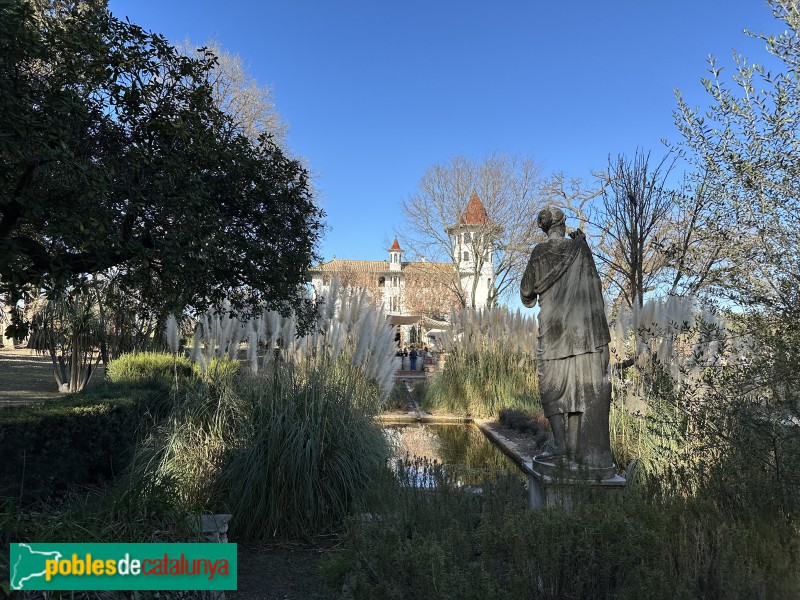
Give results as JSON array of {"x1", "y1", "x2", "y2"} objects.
[
  {"x1": 376, "y1": 414, "x2": 474, "y2": 425},
  {"x1": 474, "y1": 419, "x2": 538, "y2": 477}
]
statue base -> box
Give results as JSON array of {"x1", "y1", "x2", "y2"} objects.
[
  {"x1": 527, "y1": 458, "x2": 625, "y2": 512},
  {"x1": 531, "y1": 455, "x2": 617, "y2": 481}
]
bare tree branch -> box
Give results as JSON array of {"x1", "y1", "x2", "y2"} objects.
[{"x1": 400, "y1": 153, "x2": 546, "y2": 307}]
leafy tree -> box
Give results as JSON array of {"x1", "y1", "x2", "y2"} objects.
[
  {"x1": 673, "y1": 0, "x2": 800, "y2": 318},
  {"x1": 0, "y1": 0, "x2": 323, "y2": 338},
  {"x1": 401, "y1": 153, "x2": 544, "y2": 307},
  {"x1": 666, "y1": 0, "x2": 800, "y2": 517}
]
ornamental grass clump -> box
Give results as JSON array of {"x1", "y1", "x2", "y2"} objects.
[
  {"x1": 217, "y1": 359, "x2": 387, "y2": 540},
  {"x1": 424, "y1": 308, "x2": 539, "y2": 417},
  {"x1": 607, "y1": 297, "x2": 747, "y2": 490},
  {"x1": 254, "y1": 278, "x2": 397, "y2": 403},
  {"x1": 184, "y1": 278, "x2": 396, "y2": 403},
  {"x1": 133, "y1": 279, "x2": 394, "y2": 540},
  {"x1": 132, "y1": 356, "x2": 387, "y2": 540},
  {"x1": 607, "y1": 297, "x2": 799, "y2": 518}
]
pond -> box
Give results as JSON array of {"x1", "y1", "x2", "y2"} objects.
[{"x1": 383, "y1": 423, "x2": 524, "y2": 489}]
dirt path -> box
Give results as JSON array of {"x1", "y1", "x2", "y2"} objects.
[
  {"x1": 0, "y1": 346, "x2": 61, "y2": 405},
  {"x1": 228, "y1": 543, "x2": 336, "y2": 600}
]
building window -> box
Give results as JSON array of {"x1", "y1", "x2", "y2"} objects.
[
  {"x1": 378, "y1": 276, "x2": 385, "y2": 287},
  {"x1": 463, "y1": 251, "x2": 470, "y2": 262},
  {"x1": 389, "y1": 296, "x2": 399, "y2": 312},
  {"x1": 392, "y1": 275, "x2": 400, "y2": 287}
]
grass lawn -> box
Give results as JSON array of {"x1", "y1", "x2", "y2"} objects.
[{"x1": 0, "y1": 346, "x2": 62, "y2": 405}]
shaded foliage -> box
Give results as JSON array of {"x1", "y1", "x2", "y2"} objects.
[
  {"x1": 328, "y1": 472, "x2": 800, "y2": 599},
  {"x1": 0, "y1": 0, "x2": 322, "y2": 331},
  {"x1": 0, "y1": 380, "x2": 172, "y2": 504}
]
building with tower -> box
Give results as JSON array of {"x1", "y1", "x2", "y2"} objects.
[
  {"x1": 307, "y1": 193, "x2": 496, "y2": 346},
  {"x1": 446, "y1": 192, "x2": 499, "y2": 309}
]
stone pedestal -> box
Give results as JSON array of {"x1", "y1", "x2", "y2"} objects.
[
  {"x1": 186, "y1": 514, "x2": 232, "y2": 600},
  {"x1": 527, "y1": 458, "x2": 625, "y2": 512},
  {"x1": 193, "y1": 513, "x2": 231, "y2": 543}
]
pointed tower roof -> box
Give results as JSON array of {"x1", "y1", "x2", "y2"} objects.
[
  {"x1": 446, "y1": 193, "x2": 496, "y2": 234},
  {"x1": 388, "y1": 238, "x2": 403, "y2": 252},
  {"x1": 461, "y1": 193, "x2": 488, "y2": 225}
]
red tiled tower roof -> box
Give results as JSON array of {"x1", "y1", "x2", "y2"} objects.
[
  {"x1": 461, "y1": 193, "x2": 488, "y2": 225},
  {"x1": 388, "y1": 238, "x2": 403, "y2": 252}
]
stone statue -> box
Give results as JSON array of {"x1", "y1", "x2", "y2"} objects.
[{"x1": 520, "y1": 206, "x2": 613, "y2": 471}]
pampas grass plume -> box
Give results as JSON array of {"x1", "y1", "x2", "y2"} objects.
[{"x1": 166, "y1": 314, "x2": 180, "y2": 354}]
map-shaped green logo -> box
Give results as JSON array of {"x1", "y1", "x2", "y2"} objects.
[
  {"x1": 10, "y1": 544, "x2": 63, "y2": 590},
  {"x1": 8, "y1": 542, "x2": 237, "y2": 590}
]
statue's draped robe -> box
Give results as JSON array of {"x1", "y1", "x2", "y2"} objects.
[{"x1": 520, "y1": 235, "x2": 613, "y2": 468}]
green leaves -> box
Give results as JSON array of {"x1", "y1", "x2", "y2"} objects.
[
  {"x1": 1, "y1": 0, "x2": 322, "y2": 322},
  {"x1": 672, "y1": 0, "x2": 800, "y2": 316}
]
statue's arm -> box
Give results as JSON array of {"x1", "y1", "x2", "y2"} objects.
[
  {"x1": 520, "y1": 255, "x2": 538, "y2": 308},
  {"x1": 568, "y1": 228, "x2": 586, "y2": 241}
]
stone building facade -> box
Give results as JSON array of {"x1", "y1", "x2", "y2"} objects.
[{"x1": 307, "y1": 194, "x2": 496, "y2": 346}]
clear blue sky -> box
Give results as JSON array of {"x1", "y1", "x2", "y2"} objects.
[{"x1": 108, "y1": 0, "x2": 777, "y2": 268}]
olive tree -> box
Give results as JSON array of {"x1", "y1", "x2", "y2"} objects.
[{"x1": 673, "y1": 0, "x2": 800, "y2": 316}]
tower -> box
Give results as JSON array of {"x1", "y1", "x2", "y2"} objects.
[
  {"x1": 445, "y1": 193, "x2": 497, "y2": 309},
  {"x1": 388, "y1": 238, "x2": 403, "y2": 271},
  {"x1": 385, "y1": 238, "x2": 404, "y2": 314}
]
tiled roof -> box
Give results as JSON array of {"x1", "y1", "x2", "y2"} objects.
[
  {"x1": 389, "y1": 238, "x2": 403, "y2": 252},
  {"x1": 403, "y1": 261, "x2": 453, "y2": 274},
  {"x1": 309, "y1": 259, "x2": 451, "y2": 274},
  {"x1": 462, "y1": 193, "x2": 488, "y2": 225}
]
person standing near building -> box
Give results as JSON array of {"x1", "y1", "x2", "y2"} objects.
[
  {"x1": 409, "y1": 347, "x2": 418, "y2": 371},
  {"x1": 423, "y1": 345, "x2": 433, "y2": 364}
]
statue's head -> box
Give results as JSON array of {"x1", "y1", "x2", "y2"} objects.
[{"x1": 537, "y1": 206, "x2": 566, "y2": 235}]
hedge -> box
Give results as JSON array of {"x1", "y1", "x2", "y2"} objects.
[{"x1": 0, "y1": 382, "x2": 171, "y2": 504}]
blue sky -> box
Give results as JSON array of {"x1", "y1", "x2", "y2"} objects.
[{"x1": 109, "y1": 1, "x2": 777, "y2": 270}]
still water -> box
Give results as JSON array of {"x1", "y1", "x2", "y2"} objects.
[{"x1": 383, "y1": 423, "x2": 522, "y2": 488}]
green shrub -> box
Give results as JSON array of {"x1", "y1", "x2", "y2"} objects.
[
  {"x1": 498, "y1": 408, "x2": 548, "y2": 434},
  {"x1": 330, "y1": 472, "x2": 800, "y2": 599},
  {"x1": 387, "y1": 380, "x2": 411, "y2": 411},
  {"x1": 609, "y1": 352, "x2": 800, "y2": 518},
  {"x1": 0, "y1": 383, "x2": 171, "y2": 504},
  {"x1": 106, "y1": 351, "x2": 194, "y2": 387},
  {"x1": 0, "y1": 479, "x2": 203, "y2": 599},
  {"x1": 204, "y1": 355, "x2": 241, "y2": 381},
  {"x1": 134, "y1": 356, "x2": 389, "y2": 540}
]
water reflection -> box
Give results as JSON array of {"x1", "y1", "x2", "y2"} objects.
[{"x1": 384, "y1": 423, "x2": 522, "y2": 488}]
